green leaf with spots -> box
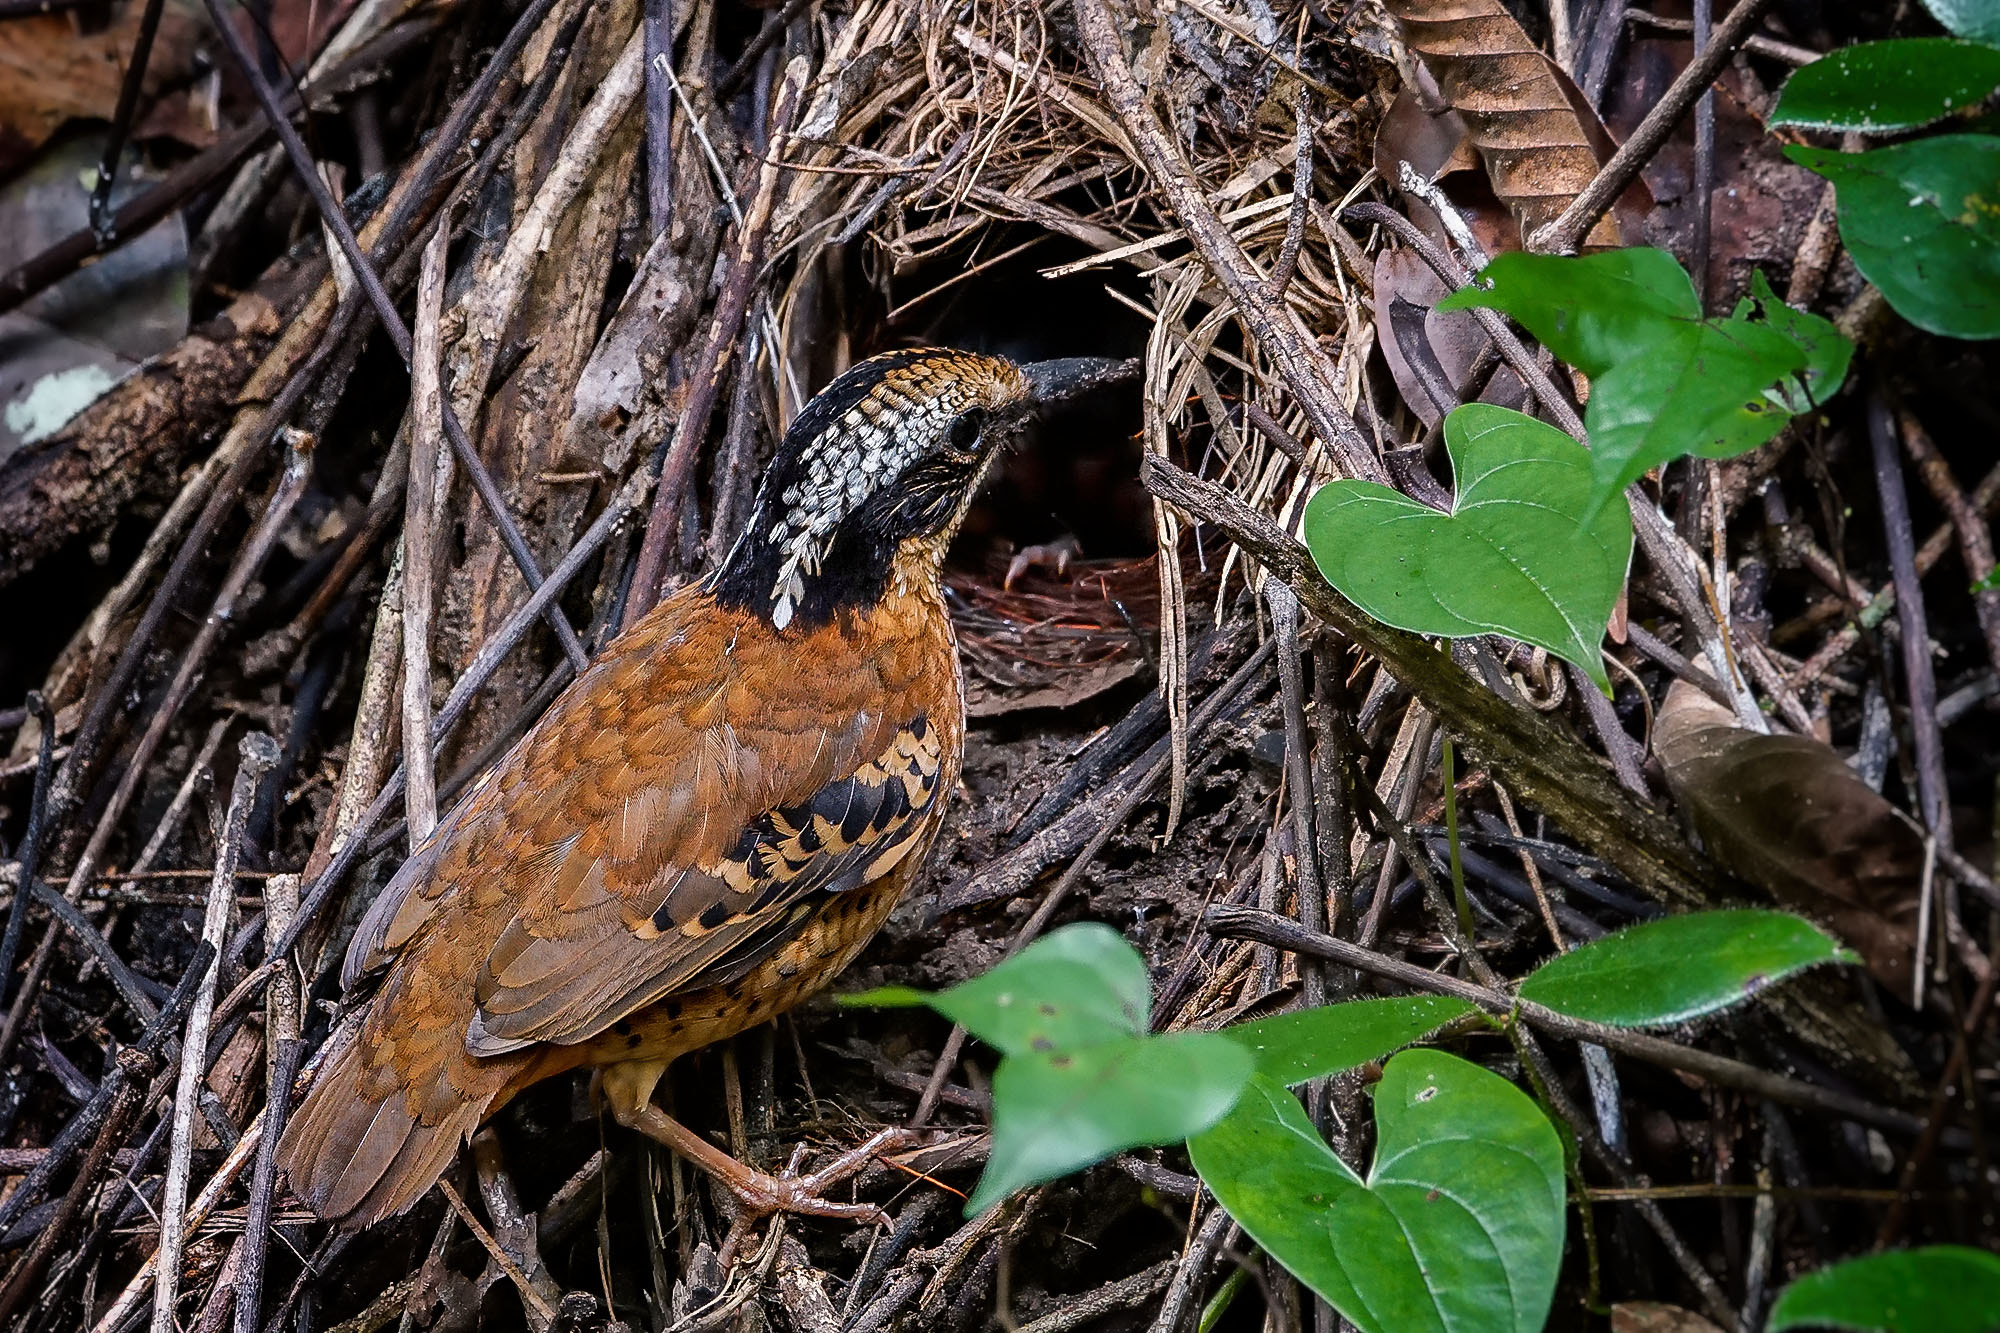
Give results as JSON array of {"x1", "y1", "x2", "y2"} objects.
[
  {"x1": 1188, "y1": 1051, "x2": 1566, "y2": 1333},
  {"x1": 844, "y1": 922, "x2": 1148, "y2": 1054},
  {"x1": 1517, "y1": 909, "x2": 1855, "y2": 1027},
  {"x1": 1769, "y1": 1246, "x2": 2000, "y2": 1332},
  {"x1": 1772, "y1": 38, "x2": 2000, "y2": 132},
  {"x1": 1788, "y1": 136, "x2": 2000, "y2": 339},
  {"x1": 1303, "y1": 403, "x2": 1633, "y2": 691},
  {"x1": 968, "y1": 1031, "x2": 1251, "y2": 1214}
]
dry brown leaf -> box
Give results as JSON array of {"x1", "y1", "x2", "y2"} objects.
[
  {"x1": 1612, "y1": 1303, "x2": 1728, "y2": 1333},
  {"x1": 1371, "y1": 246, "x2": 1529, "y2": 429},
  {"x1": 1378, "y1": 0, "x2": 1636, "y2": 250},
  {"x1": 0, "y1": 0, "x2": 212, "y2": 176},
  {"x1": 1656, "y1": 679, "x2": 1921, "y2": 996},
  {"x1": 1373, "y1": 83, "x2": 1521, "y2": 257}
]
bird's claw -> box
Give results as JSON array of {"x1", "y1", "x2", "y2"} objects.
[
  {"x1": 719, "y1": 1126, "x2": 910, "y2": 1225},
  {"x1": 1004, "y1": 536, "x2": 1082, "y2": 589}
]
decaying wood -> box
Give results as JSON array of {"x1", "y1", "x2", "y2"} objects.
[{"x1": 0, "y1": 267, "x2": 300, "y2": 588}]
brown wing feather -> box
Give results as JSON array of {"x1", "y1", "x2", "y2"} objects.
[
  {"x1": 344, "y1": 584, "x2": 955, "y2": 1057},
  {"x1": 466, "y1": 712, "x2": 943, "y2": 1053}
]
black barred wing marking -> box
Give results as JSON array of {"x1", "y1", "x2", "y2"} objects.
[
  {"x1": 652, "y1": 715, "x2": 942, "y2": 939},
  {"x1": 464, "y1": 715, "x2": 944, "y2": 1055}
]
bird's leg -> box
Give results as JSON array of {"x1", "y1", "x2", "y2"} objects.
[{"x1": 608, "y1": 1082, "x2": 907, "y2": 1223}]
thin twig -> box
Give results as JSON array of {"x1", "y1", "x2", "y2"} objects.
[
  {"x1": 1868, "y1": 394, "x2": 1952, "y2": 855},
  {"x1": 87, "y1": 0, "x2": 168, "y2": 242},
  {"x1": 153, "y1": 734, "x2": 280, "y2": 1333},
  {"x1": 232, "y1": 872, "x2": 303, "y2": 1333},
  {"x1": 438, "y1": 1178, "x2": 559, "y2": 1327},
  {"x1": 1207, "y1": 905, "x2": 1951, "y2": 1142},
  {"x1": 1533, "y1": 0, "x2": 1781, "y2": 253},
  {"x1": 643, "y1": 0, "x2": 678, "y2": 239},
  {"x1": 0, "y1": 693, "x2": 54, "y2": 1007}
]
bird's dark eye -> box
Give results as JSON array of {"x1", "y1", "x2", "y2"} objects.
[{"x1": 947, "y1": 410, "x2": 984, "y2": 451}]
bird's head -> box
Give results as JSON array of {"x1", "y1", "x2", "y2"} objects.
[{"x1": 715, "y1": 347, "x2": 1124, "y2": 631}]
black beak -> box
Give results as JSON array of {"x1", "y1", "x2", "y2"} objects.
[{"x1": 1022, "y1": 356, "x2": 1139, "y2": 407}]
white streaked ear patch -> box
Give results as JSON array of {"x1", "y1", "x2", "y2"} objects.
[{"x1": 766, "y1": 387, "x2": 966, "y2": 629}]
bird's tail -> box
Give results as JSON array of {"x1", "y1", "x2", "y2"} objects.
[{"x1": 277, "y1": 1031, "x2": 517, "y2": 1229}]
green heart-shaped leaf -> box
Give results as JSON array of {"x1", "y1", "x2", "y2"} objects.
[
  {"x1": 967, "y1": 1031, "x2": 1251, "y2": 1214},
  {"x1": 1222, "y1": 995, "x2": 1475, "y2": 1085},
  {"x1": 1189, "y1": 1050, "x2": 1566, "y2": 1333},
  {"x1": 1769, "y1": 1245, "x2": 2000, "y2": 1332},
  {"x1": 1788, "y1": 136, "x2": 2000, "y2": 340},
  {"x1": 1580, "y1": 317, "x2": 1809, "y2": 495},
  {"x1": 1303, "y1": 404, "x2": 1633, "y2": 691},
  {"x1": 845, "y1": 922, "x2": 1148, "y2": 1055},
  {"x1": 1517, "y1": 909, "x2": 1856, "y2": 1027},
  {"x1": 1772, "y1": 38, "x2": 2000, "y2": 133},
  {"x1": 1439, "y1": 249, "x2": 1849, "y2": 505}
]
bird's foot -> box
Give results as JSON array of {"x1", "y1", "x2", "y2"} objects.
[
  {"x1": 1004, "y1": 535, "x2": 1082, "y2": 589},
  {"x1": 716, "y1": 1126, "x2": 911, "y2": 1223},
  {"x1": 616, "y1": 1098, "x2": 909, "y2": 1241}
]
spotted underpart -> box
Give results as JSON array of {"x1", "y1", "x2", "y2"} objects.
[{"x1": 718, "y1": 348, "x2": 1031, "y2": 630}]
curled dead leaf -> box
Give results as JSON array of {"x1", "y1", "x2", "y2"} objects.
[
  {"x1": 1378, "y1": 0, "x2": 1642, "y2": 250},
  {"x1": 1656, "y1": 679, "x2": 1920, "y2": 996},
  {"x1": 1371, "y1": 246, "x2": 1527, "y2": 428}
]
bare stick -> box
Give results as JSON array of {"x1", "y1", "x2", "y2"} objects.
[
  {"x1": 1208, "y1": 905, "x2": 1947, "y2": 1141},
  {"x1": 1869, "y1": 394, "x2": 1951, "y2": 855},
  {"x1": 401, "y1": 223, "x2": 454, "y2": 842},
  {"x1": 0, "y1": 692, "x2": 54, "y2": 1004},
  {"x1": 1532, "y1": 0, "x2": 1781, "y2": 254},
  {"x1": 1267, "y1": 581, "x2": 1326, "y2": 1010},
  {"x1": 87, "y1": 0, "x2": 167, "y2": 241},
  {"x1": 439, "y1": 1177, "x2": 558, "y2": 1326},
  {"x1": 153, "y1": 734, "x2": 280, "y2": 1333},
  {"x1": 643, "y1": 0, "x2": 678, "y2": 239},
  {"x1": 231, "y1": 872, "x2": 302, "y2": 1333}
]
